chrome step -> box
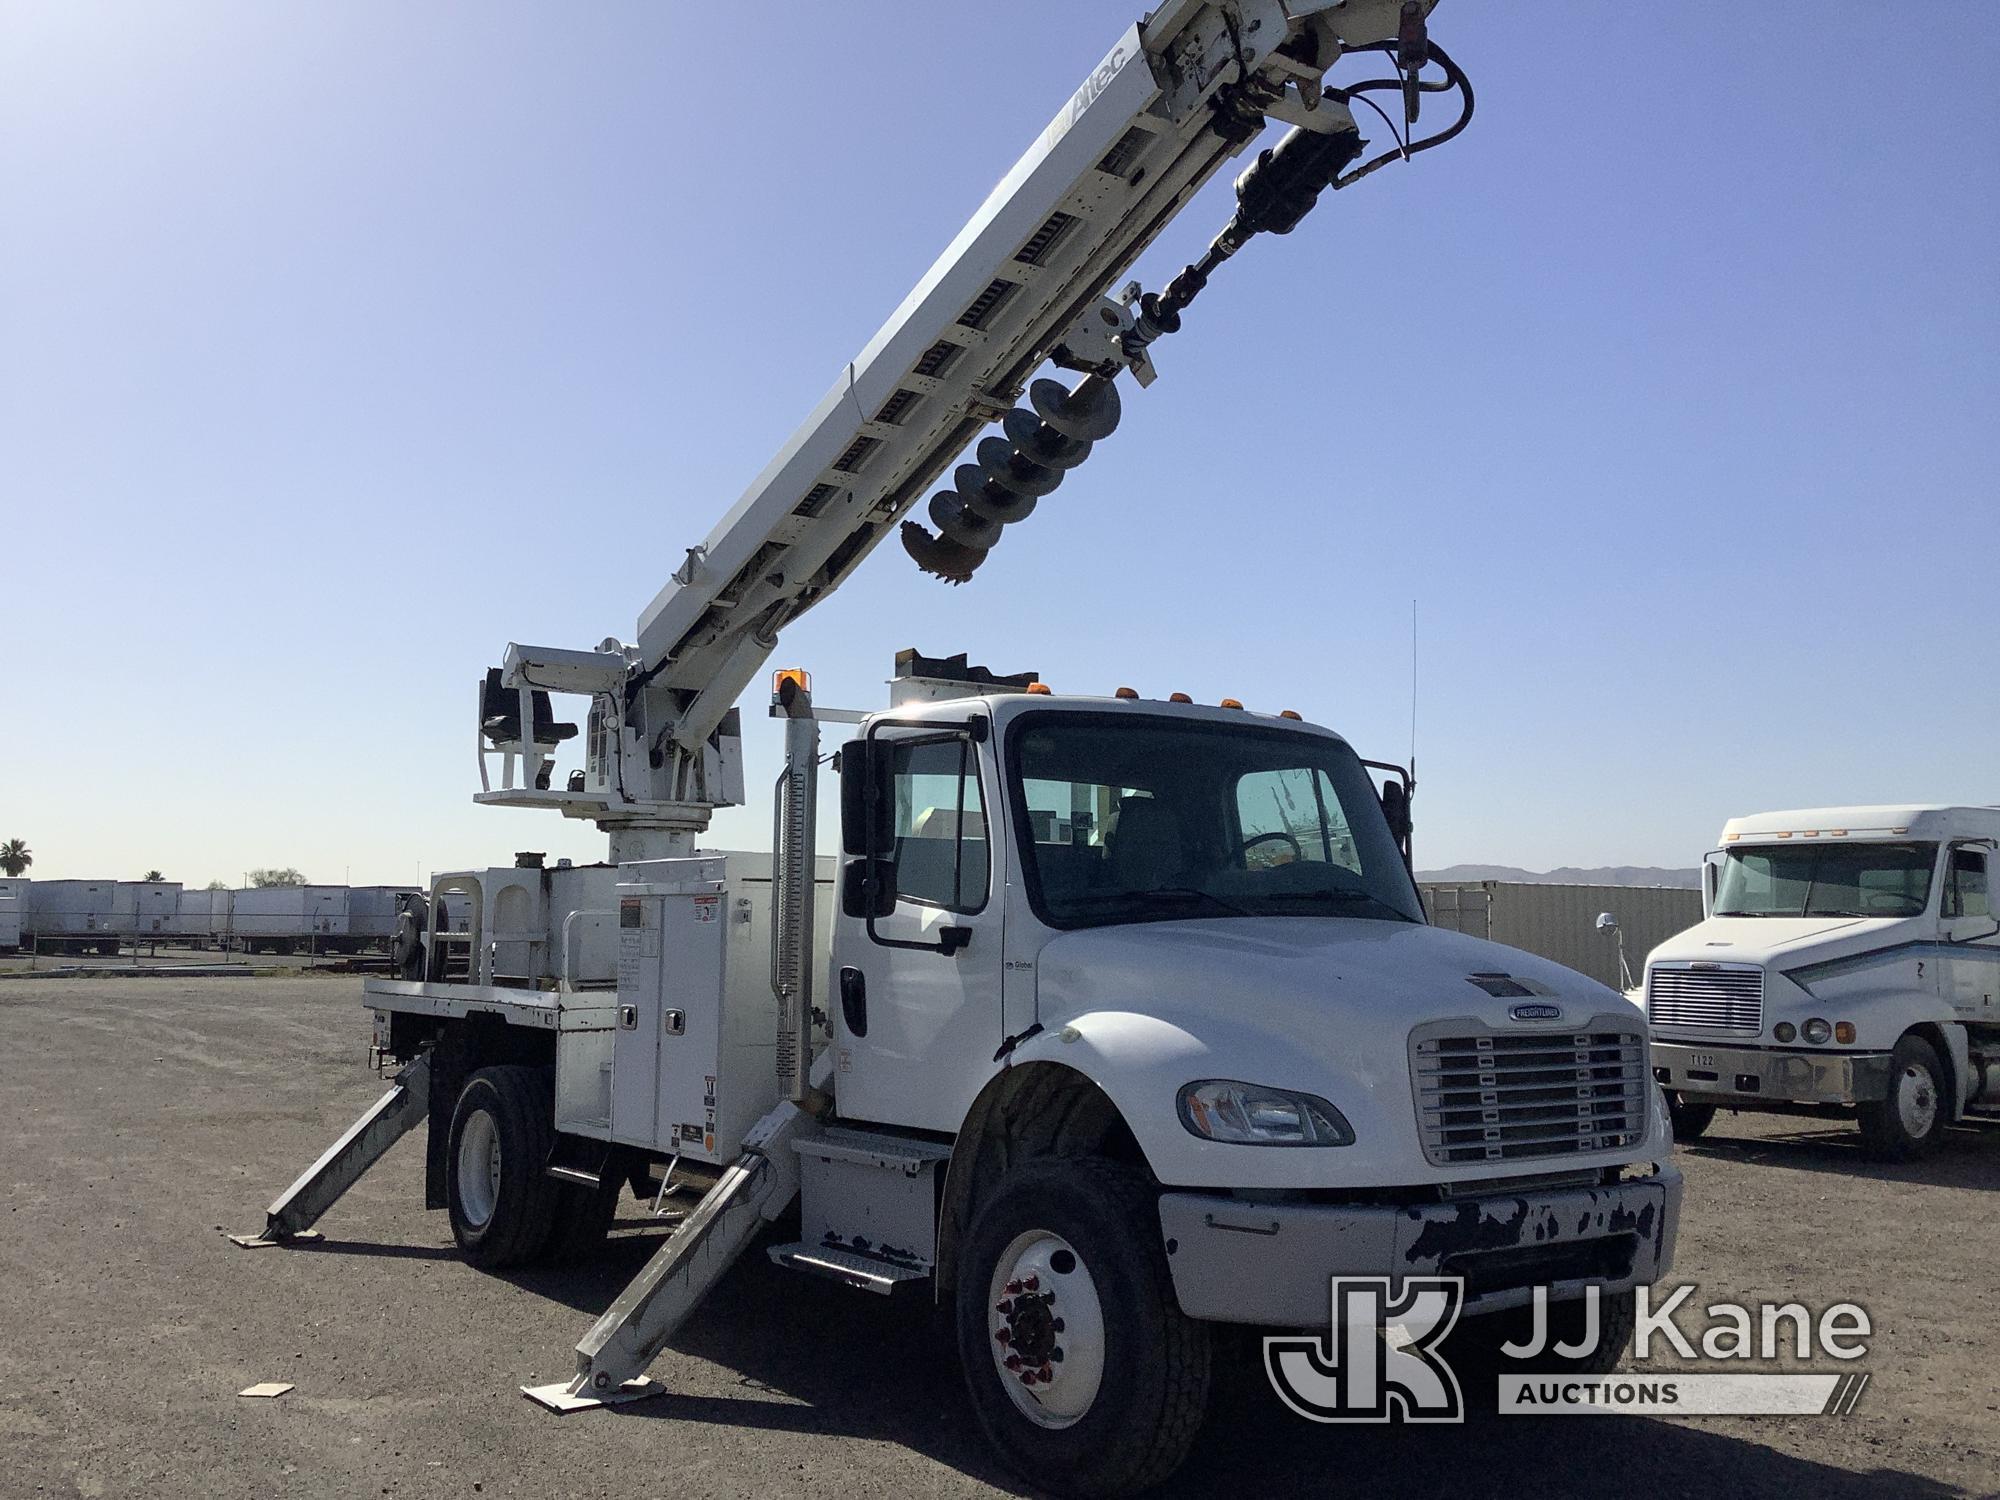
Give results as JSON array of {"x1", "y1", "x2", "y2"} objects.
[{"x1": 767, "y1": 1242, "x2": 929, "y2": 1295}]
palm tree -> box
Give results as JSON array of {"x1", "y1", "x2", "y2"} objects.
[
  {"x1": 143, "y1": 869, "x2": 165, "y2": 883},
  {"x1": 0, "y1": 840, "x2": 30, "y2": 878}
]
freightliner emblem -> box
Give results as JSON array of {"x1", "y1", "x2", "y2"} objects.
[{"x1": 1508, "y1": 1003, "x2": 1563, "y2": 1022}]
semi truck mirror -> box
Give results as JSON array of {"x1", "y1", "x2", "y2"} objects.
[
  {"x1": 1380, "y1": 780, "x2": 1412, "y2": 842},
  {"x1": 841, "y1": 857, "x2": 897, "y2": 919},
  {"x1": 840, "y1": 739, "x2": 895, "y2": 857}
]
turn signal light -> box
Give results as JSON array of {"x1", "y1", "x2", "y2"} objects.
[
  {"x1": 1834, "y1": 1021, "x2": 1856, "y2": 1044},
  {"x1": 1026, "y1": 682, "x2": 1052, "y2": 695}
]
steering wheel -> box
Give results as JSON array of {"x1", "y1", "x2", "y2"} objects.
[{"x1": 1240, "y1": 830, "x2": 1303, "y2": 862}]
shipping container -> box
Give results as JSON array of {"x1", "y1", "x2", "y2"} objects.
[
  {"x1": 23, "y1": 880, "x2": 122, "y2": 953},
  {"x1": 1419, "y1": 881, "x2": 1702, "y2": 992},
  {"x1": 230, "y1": 885, "x2": 350, "y2": 953},
  {"x1": 0, "y1": 878, "x2": 25, "y2": 950}
]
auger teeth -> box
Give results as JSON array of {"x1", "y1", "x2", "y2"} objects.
[{"x1": 900, "y1": 521, "x2": 980, "y2": 583}]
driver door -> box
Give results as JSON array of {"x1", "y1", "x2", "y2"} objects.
[
  {"x1": 832, "y1": 730, "x2": 1006, "y2": 1132},
  {"x1": 1940, "y1": 843, "x2": 1997, "y2": 1022}
]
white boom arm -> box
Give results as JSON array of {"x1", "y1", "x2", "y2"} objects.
[{"x1": 481, "y1": 0, "x2": 1470, "y2": 849}]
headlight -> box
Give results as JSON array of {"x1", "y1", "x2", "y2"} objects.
[
  {"x1": 1177, "y1": 1080, "x2": 1354, "y2": 1146},
  {"x1": 1772, "y1": 1021, "x2": 1796, "y2": 1043},
  {"x1": 1802, "y1": 1017, "x2": 1832, "y2": 1045}
]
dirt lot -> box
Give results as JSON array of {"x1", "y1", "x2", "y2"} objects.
[{"x1": 1, "y1": 974, "x2": 1994, "y2": 1499}]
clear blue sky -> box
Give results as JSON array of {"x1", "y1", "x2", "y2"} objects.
[{"x1": 4, "y1": 1, "x2": 1995, "y2": 886}]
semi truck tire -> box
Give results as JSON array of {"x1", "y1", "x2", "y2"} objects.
[
  {"x1": 1666, "y1": 1094, "x2": 1716, "y2": 1140},
  {"x1": 1858, "y1": 1033, "x2": 1947, "y2": 1160},
  {"x1": 955, "y1": 1158, "x2": 1209, "y2": 1499},
  {"x1": 446, "y1": 1065, "x2": 561, "y2": 1267}
]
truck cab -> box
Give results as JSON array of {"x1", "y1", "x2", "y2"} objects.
[{"x1": 1645, "y1": 805, "x2": 2000, "y2": 1157}]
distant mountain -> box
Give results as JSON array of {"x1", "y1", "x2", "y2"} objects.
[{"x1": 1417, "y1": 864, "x2": 1702, "y2": 889}]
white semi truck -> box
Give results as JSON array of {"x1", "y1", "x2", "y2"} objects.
[
  {"x1": 245, "y1": 6, "x2": 1682, "y2": 1492},
  {"x1": 1647, "y1": 804, "x2": 2000, "y2": 1159}
]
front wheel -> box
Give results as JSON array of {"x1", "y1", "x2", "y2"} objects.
[
  {"x1": 955, "y1": 1158, "x2": 1209, "y2": 1499},
  {"x1": 1447, "y1": 1287, "x2": 1638, "y2": 1395},
  {"x1": 1858, "y1": 1034, "x2": 1948, "y2": 1160}
]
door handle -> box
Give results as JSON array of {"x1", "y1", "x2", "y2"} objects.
[
  {"x1": 618, "y1": 1005, "x2": 637, "y2": 1030},
  {"x1": 839, "y1": 966, "x2": 867, "y2": 1038}
]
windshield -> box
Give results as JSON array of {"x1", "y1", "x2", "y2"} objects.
[
  {"x1": 1713, "y1": 842, "x2": 1937, "y2": 918},
  {"x1": 1006, "y1": 712, "x2": 1424, "y2": 929}
]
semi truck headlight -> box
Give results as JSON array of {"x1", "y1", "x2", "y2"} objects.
[
  {"x1": 1802, "y1": 1018, "x2": 1832, "y2": 1045},
  {"x1": 1773, "y1": 1022, "x2": 1797, "y2": 1043},
  {"x1": 1177, "y1": 1080, "x2": 1354, "y2": 1146}
]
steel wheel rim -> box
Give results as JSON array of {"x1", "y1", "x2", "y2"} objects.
[
  {"x1": 986, "y1": 1229, "x2": 1106, "y2": 1429},
  {"x1": 457, "y1": 1108, "x2": 502, "y2": 1228},
  {"x1": 1896, "y1": 1063, "x2": 1937, "y2": 1138}
]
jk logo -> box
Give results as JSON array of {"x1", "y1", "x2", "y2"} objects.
[{"x1": 1264, "y1": 1277, "x2": 1465, "y2": 1423}]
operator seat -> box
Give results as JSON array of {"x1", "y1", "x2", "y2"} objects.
[{"x1": 1107, "y1": 796, "x2": 1188, "y2": 892}]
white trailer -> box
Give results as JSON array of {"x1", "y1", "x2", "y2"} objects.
[
  {"x1": 231, "y1": 885, "x2": 350, "y2": 954},
  {"x1": 0, "y1": 878, "x2": 24, "y2": 951},
  {"x1": 23, "y1": 879, "x2": 121, "y2": 955},
  {"x1": 172, "y1": 888, "x2": 233, "y2": 945},
  {"x1": 113, "y1": 881, "x2": 181, "y2": 943},
  {"x1": 347, "y1": 886, "x2": 423, "y2": 950},
  {"x1": 243, "y1": 9, "x2": 1681, "y2": 1493},
  {"x1": 1646, "y1": 804, "x2": 2000, "y2": 1157}
]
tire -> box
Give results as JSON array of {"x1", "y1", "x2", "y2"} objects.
[
  {"x1": 1447, "y1": 1287, "x2": 1637, "y2": 1396},
  {"x1": 1666, "y1": 1093, "x2": 1716, "y2": 1141},
  {"x1": 446, "y1": 1065, "x2": 561, "y2": 1267},
  {"x1": 1858, "y1": 1034, "x2": 1948, "y2": 1160},
  {"x1": 955, "y1": 1158, "x2": 1209, "y2": 1499}
]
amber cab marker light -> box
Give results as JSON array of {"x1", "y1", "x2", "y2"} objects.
[
  {"x1": 1219, "y1": 698, "x2": 1245, "y2": 710},
  {"x1": 1279, "y1": 709, "x2": 1302, "y2": 721},
  {"x1": 1168, "y1": 692, "x2": 1193, "y2": 704},
  {"x1": 1114, "y1": 686, "x2": 1138, "y2": 700},
  {"x1": 1026, "y1": 682, "x2": 1053, "y2": 695}
]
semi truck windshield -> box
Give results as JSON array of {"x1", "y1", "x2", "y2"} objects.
[
  {"x1": 1713, "y1": 842, "x2": 1937, "y2": 918},
  {"x1": 1006, "y1": 713, "x2": 1425, "y2": 930}
]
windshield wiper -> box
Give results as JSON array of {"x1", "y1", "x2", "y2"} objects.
[
  {"x1": 1067, "y1": 886, "x2": 1251, "y2": 918},
  {"x1": 1263, "y1": 888, "x2": 1419, "y2": 923}
]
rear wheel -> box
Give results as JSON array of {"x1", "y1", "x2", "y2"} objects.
[
  {"x1": 447, "y1": 1065, "x2": 560, "y2": 1267},
  {"x1": 1858, "y1": 1034, "x2": 1948, "y2": 1160},
  {"x1": 955, "y1": 1158, "x2": 1209, "y2": 1498},
  {"x1": 1666, "y1": 1093, "x2": 1716, "y2": 1141}
]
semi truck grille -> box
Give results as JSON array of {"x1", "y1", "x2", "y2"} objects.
[
  {"x1": 1410, "y1": 1024, "x2": 1649, "y2": 1167},
  {"x1": 1645, "y1": 964, "x2": 1764, "y2": 1035}
]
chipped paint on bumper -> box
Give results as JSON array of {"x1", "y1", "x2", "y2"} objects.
[{"x1": 1156, "y1": 1165, "x2": 1682, "y2": 1327}]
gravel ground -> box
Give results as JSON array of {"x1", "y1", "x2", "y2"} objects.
[{"x1": 1, "y1": 974, "x2": 1994, "y2": 1499}]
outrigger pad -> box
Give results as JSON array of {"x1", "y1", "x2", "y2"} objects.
[
  {"x1": 225, "y1": 1229, "x2": 324, "y2": 1249},
  {"x1": 521, "y1": 1377, "x2": 665, "y2": 1413}
]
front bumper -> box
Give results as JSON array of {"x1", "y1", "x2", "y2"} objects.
[
  {"x1": 1157, "y1": 1165, "x2": 1682, "y2": 1327},
  {"x1": 1651, "y1": 1041, "x2": 1892, "y2": 1107}
]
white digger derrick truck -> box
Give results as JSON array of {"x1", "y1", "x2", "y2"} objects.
[{"x1": 243, "y1": 4, "x2": 1682, "y2": 1492}]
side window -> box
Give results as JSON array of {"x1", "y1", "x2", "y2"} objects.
[
  {"x1": 1233, "y1": 767, "x2": 1359, "y2": 872},
  {"x1": 891, "y1": 737, "x2": 988, "y2": 911},
  {"x1": 1946, "y1": 848, "x2": 1990, "y2": 919}
]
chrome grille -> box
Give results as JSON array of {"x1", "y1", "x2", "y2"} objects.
[
  {"x1": 1646, "y1": 964, "x2": 1764, "y2": 1034},
  {"x1": 1411, "y1": 1024, "x2": 1649, "y2": 1167}
]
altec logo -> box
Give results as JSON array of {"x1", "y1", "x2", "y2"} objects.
[{"x1": 1266, "y1": 1279, "x2": 1874, "y2": 1421}]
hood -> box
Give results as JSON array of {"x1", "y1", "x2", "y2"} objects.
[
  {"x1": 1646, "y1": 915, "x2": 1912, "y2": 969},
  {"x1": 1014, "y1": 916, "x2": 1666, "y2": 1191}
]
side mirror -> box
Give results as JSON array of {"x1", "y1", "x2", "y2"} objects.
[
  {"x1": 1379, "y1": 780, "x2": 1412, "y2": 843},
  {"x1": 1595, "y1": 912, "x2": 1618, "y2": 932},
  {"x1": 840, "y1": 738, "x2": 895, "y2": 857},
  {"x1": 841, "y1": 857, "x2": 897, "y2": 919}
]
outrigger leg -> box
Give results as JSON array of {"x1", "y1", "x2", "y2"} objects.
[
  {"x1": 522, "y1": 1098, "x2": 813, "y2": 1411},
  {"x1": 229, "y1": 1054, "x2": 432, "y2": 1247}
]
